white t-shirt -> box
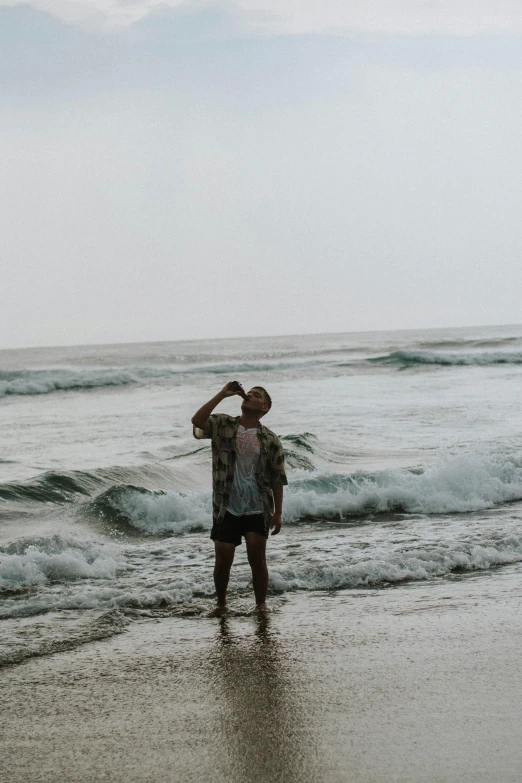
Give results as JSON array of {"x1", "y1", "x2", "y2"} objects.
[{"x1": 227, "y1": 425, "x2": 262, "y2": 516}]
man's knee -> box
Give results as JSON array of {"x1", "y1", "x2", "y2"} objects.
[
  {"x1": 245, "y1": 535, "x2": 267, "y2": 566},
  {"x1": 214, "y1": 541, "x2": 235, "y2": 569}
]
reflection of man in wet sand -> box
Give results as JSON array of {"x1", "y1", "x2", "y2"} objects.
[
  {"x1": 207, "y1": 614, "x2": 319, "y2": 782},
  {"x1": 192, "y1": 382, "x2": 287, "y2": 613}
]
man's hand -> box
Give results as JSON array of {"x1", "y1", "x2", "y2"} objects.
[
  {"x1": 192, "y1": 382, "x2": 245, "y2": 430},
  {"x1": 270, "y1": 512, "x2": 282, "y2": 535},
  {"x1": 220, "y1": 381, "x2": 245, "y2": 398}
]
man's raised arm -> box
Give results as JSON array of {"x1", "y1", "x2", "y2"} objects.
[{"x1": 191, "y1": 382, "x2": 242, "y2": 430}]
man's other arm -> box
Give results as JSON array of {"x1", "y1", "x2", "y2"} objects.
[
  {"x1": 270, "y1": 484, "x2": 284, "y2": 535},
  {"x1": 269, "y1": 438, "x2": 287, "y2": 535}
]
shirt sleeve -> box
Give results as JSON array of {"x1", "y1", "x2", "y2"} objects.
[
  {"x1": 193, "y1": 414, "x2": 218, "y2": 440},
  {"x1": 192, "y1": 413, "x2": 233, "y2": 440},
  {"x1": 270, "y1": 437, "x2": 288, "y2": 486}
]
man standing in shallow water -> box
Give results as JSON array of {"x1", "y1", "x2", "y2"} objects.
[{"x1": 192, "y1": 382, "x2": 288, "y2": 614}]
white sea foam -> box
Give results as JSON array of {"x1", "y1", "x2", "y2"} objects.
[
  {"x1": 3, "y1": 526, "x2": 521, "y2": 621},
  {"x1": 101, "y1": 487, "x2": 213, "y2": 534},
  {"x1": 0, "y1": 573, "x2": 215, "y2": 620},
  {"x1": 2, "y1": 517, "x2": 522, "y2": 624},
  {"x1": 0, "y1": 537, "x2": 123, "y2": 591},
  {"x1": 284, "y1": 454, "x2": 522, "y2": 520},
  {"x1": 269, "y1": 536, "x2": 522, "y2": 592}
]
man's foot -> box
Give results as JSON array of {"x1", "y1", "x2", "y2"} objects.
[
  {"x1": 252, "y1": 603, "x2": 269, "y2": 615},
  {"x1": 208, "y1": 604, "x2": 228, "y2": 617}
]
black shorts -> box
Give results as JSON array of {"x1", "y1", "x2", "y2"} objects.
[{"x1": 211, "y1": 511, "x2": 267, "y2": 546}]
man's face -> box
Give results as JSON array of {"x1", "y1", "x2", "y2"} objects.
[{"x1": 241, "y1": 388, "x2": 269, "y2": 416}]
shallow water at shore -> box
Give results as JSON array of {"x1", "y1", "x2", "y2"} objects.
[
  {"x1": 2, "y1": 324, "x2": 522, "y2": 666},
  {"x1": 2, "y1": 569, "x2": 522, "y2": 783}
]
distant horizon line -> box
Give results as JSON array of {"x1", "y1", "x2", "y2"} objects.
[{"x1": 2, "y1": 321, "x2": 522, "y2": 354}]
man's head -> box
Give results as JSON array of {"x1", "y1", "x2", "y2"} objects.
[{"x1": 241, "y1": 386, "x2": 272, "y2": 418}]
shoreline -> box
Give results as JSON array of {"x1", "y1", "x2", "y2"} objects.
[{"x1": 2, "y1": 569, "x2": 522, "y2": 783}]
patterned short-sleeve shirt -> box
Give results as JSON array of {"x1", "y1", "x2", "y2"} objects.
[{"x1": 193, "y1": 413, "x2": 288, "y2": 533}]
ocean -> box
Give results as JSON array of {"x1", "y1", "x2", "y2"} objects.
[{"x1": 2, "y1": 323, "x2": 522, "y2": 666}]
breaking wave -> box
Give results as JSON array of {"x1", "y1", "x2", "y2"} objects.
[
  {"x1": 0, "y1": 462, "x2": 183, "y2": 507},
  {"x1": 0, "y1": 367, "x2": 173, "y2": 397},
  {"x1": 0, "y1": 471, "x2": 104, "y2": 504},
  {"x1": 7, "y1": 449, "x2": 522, "y2": 536},
  {"x1": 284, "y1": 454, "x2": 522, "y2": 520},
  {"x1": 370, "y1": 350, "x2": 522, "y2": 368},
  {"x1": 80, "y1": 453, "x2": 522, "y2": 535},
  {"x1": 281, "y1": 433, "x2": 317, "y2": 471},
  {"x1": 89, "y1": 485, "x2": 213, "y2": 535},
  {"x1": 418, "y1": 336, "x2": 520, "y2": 350},
  {"x1": 0, "y1": 357, "x2": 332, "y2": 398}
]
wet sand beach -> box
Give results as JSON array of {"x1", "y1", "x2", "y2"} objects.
[{"x1": 2, "y1": 567, "x2": 522, "y2": 783}]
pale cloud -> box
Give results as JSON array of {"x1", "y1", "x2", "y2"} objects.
[
  {"x1": 2, "y1": 0, "x2": 522, "y2": 34},
  {"x1": 0, "y1": 0, "x2": 172, "y2": 29}
]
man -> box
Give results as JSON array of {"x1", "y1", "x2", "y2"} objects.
[{"x1": 192, "y1": 382, "x2": 287, "y2": 614}]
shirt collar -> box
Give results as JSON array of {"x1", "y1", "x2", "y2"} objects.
[{"x1": 233, "y1": 416, "x2": 267, "y2": 439}]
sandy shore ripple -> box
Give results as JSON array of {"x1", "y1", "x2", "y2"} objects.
[{"x1": 2, "y1": 568, "x2": 522, "y2": 783}]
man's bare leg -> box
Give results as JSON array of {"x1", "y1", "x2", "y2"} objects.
[
  {"x1": 212, "y1": 541, "x2": 236, "y2": 613},
  {"x1": 245, "y1": 532, "x2": 268, "y2": 609}
]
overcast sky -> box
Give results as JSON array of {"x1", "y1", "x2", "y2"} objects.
[{"x1": 2, "y1": 1, "x2": 522, "y2": 349}]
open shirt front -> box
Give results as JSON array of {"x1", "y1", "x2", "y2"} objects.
[{"x1": 193, "y1": 413, "x2": 288, "y2": 534}]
